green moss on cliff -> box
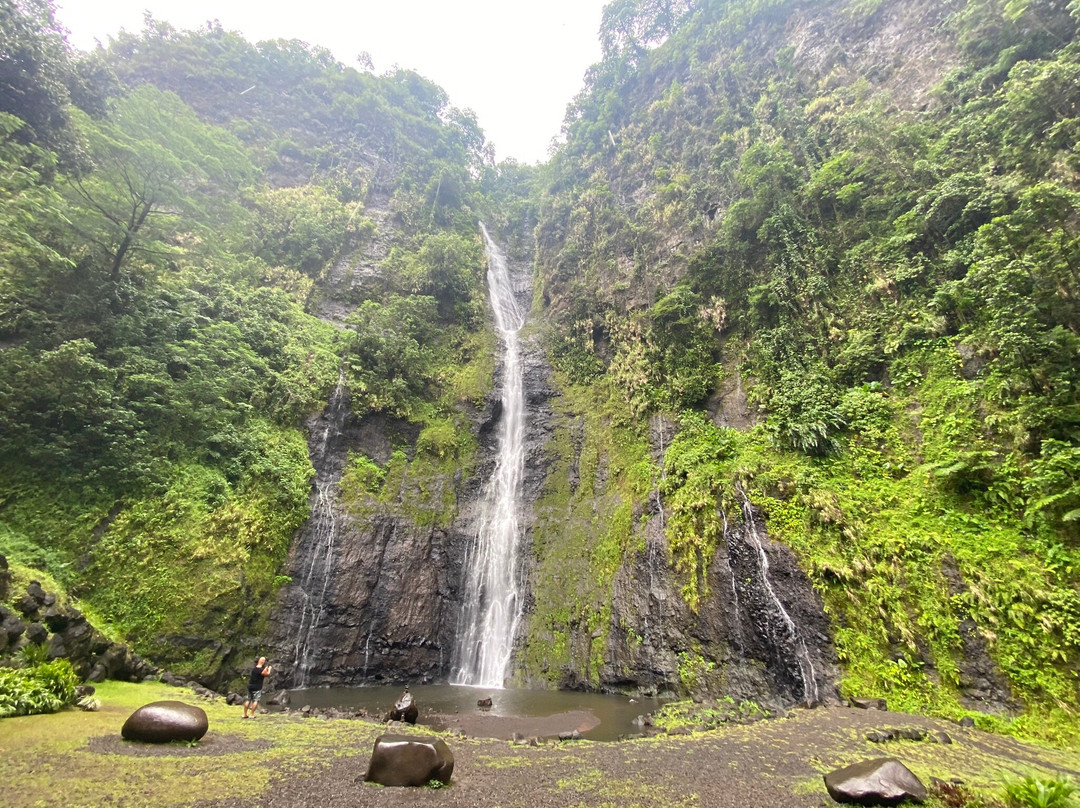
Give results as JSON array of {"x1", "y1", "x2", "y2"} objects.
[{"x1": 521, "y1": 378, "x2": 653, "y2": 687}]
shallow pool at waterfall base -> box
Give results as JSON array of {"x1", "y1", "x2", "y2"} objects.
[{"x1": 281, "y1": 684, "x2": 669, "y2": 742}]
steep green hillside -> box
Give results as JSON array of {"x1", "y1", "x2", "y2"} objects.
[
  {"x1": 0, "y1": 3, "x2": 522, "y2": 674},
  {"x1": 528, "y1": 0, "x2": 1080, "y2": 741}
]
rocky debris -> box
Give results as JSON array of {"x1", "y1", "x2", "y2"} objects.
[
  {"x1": 511, "y1": 733, "x2": 540, "y2": 746},
  {"x1": 266, "y1": 689, "x2": 290, "y2": 706},
  {"x1": 364, "y1": 734, "x2": 454, "y2": 787},
  {"x1": 191, "y1": 684, "x2": 218, "y2": 700},
  {"x1": 823, "y1": 757, "x2": 927, "y2": 805},
  {"x1": 477, "y1": 697, "x2": 493, "y2": 708},
  {"x1": 24, "y1": 622, "x2": 48, "y2": 644},
  {"x1": 865, "y1": 728, "x2": 950, "y2": 744},
  {"x1": 558, "y1": 730, "x2": 582, "y2": 741},
  {"x1": 121, "y1": 701, "x2": 209, "y2": 744},
  {"x1": 1, "y1": 580, "x2": 155, "y2": 684},
  {"x1": 0, "y1": 606, "x2": 26, "y2": 653},
  {"x1": 279, "y1": 704, "x2": 370, "y2": 720},
  {"x1": 851, "y1": 698, "x2": 888, "y2": 711},
  {"x1": 957, "y1": 716, "x2": 976, "y2": 728},
  {"x1": 387, "y1": 687, "x2": 418, "y2": 724}
]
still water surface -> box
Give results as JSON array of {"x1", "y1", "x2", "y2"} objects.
[{"x1": 287, "y1": 685, "x2": 668, "y2": 742}]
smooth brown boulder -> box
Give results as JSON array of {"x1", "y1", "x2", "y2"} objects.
[
  {"x1": 364, "y1": 734, "x2": 454, "y2": 787},
  {"x1": 824, "y1": 757, "x2": 927, "y2": 805},
  {"x1": 121, "y1": 700, "x2": 208, "y2": 744},
  {"x1": 387, "y1": 688, "x2": 418, "y2": 724}
]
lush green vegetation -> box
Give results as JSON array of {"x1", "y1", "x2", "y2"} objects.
[
  {"x1": 0, "y1": 1, "x2": 512, "y2": 672},
  {"x1": 0, "y1": 646, "x2": 79, "y2": 718},
  {"x1": 527, "y1": 0, "x2": 1080, "y2": 743}
]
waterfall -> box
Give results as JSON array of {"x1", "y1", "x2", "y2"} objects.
[
  {"x1": 451, "y1": 224, "x2": 526, "y2": 688},
  {"x1": 736, "y1": 484, "x2": 820, "y2": 704},
  {"x1": 288, "y1": 368, "x2": 349, "y2": 688}
]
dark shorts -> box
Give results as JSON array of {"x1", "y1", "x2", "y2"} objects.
[{"x1": 248, "y1": 689, "x2": 262, "y2": 703}]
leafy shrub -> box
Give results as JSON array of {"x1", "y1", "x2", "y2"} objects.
[
  {"x1": 1003, "y1": 776, "x2": 1076, "y2": 808},
  {"x1": 0, "y1": 659, "x2": 80, "y2": 718}
]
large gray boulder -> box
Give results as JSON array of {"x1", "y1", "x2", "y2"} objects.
[
  {"x1": 824, "y1": 757, "x2": 927, "y2": 805},
  {"x1": 364, "y1": 734, "x2": 454, "y2": 787},
  {"x1": 121, "y1": 701, "x2": 209, "y2": 744}
]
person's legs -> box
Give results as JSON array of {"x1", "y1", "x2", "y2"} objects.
[{"x1": 249, "y1": 689, "x2": 262, "y2": 716}]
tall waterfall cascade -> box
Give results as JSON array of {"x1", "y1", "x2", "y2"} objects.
[
  {"x1": 288, "y1": 368, "x2": 349, "y2": 688},
  {"x1": 451, "y1": 224, "x2": 527, "y2": 688}
]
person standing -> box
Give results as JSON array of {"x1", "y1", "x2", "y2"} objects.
[{"x1": 243, "y1": 656, "x2": 272, "y2": 718}]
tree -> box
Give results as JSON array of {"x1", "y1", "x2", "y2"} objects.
[
  {"x1": 63, "y1": 85, "x2": 255, "y2": 290},
  {"x1": 0, "y1": 0, "x2": 79, "y2": 160},
  {"x1": 600, "y1": 0, "x2": 695, "y2": 62}
]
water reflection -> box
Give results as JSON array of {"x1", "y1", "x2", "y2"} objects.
[{"x1": 286, "y1": 684, "x2": 668, "y2": 742}]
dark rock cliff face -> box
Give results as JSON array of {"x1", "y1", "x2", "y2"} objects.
[
  {"x1": 602, "y1": 500, "x2": 840, "y2": 708},
  {"x1": 263, "y1": 387, "x2": 471, "y2": 688},
  {"x1": 263, "y1": 232, "x2": 547, "y2": 689}
]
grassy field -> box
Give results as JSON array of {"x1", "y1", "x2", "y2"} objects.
[{"x1": 2, "y1": 681, "x2": 1079, "y2": 808}]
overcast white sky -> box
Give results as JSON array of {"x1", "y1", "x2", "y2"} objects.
[{"x1": 54, "y1": 0, "x2": 610, "y2": 165}]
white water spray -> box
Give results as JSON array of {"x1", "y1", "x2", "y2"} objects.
[{"x1": 452, "y1": 224, "x2": 527, "y2": 688}]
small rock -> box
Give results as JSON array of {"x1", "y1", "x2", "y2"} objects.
[
  {"x1": 931, "y1": 731, "x2": 953, "y2": 745},
  {"x1": 26, "y1": 581, "x2": 47, "y2": 604},
  {"x1": 850, "y1": 697, "x2": 888, "y2": 711},
  {"x1": 477, "y1": 697, "x2": 493, "y2": 708},
  {"x1": 898, "y1": 728, "x2": 927, "y2": 742},
  {"x1": 957, "y1": 716, "x2": 976, "y2": 728},
  {"x1": 42, "y1": 606, "x2": 69, "y2": 633},
  {"x1": 266, "y1": 689, "x2": 290, "y2": 707},
  {"x1": 558, "y1": 730, "x2": 581, "y2": 741},
  {"x1": 865, "y1": 730, "x2": 892, "y2": 743}
]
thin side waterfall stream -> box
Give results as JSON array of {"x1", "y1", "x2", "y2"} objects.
[
  {"x1": 451, "y1": 224, "x2": 526, "y2": 688},
  {"x1": 736, "y1": 483, "x2": 820, "y2": 705}
]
